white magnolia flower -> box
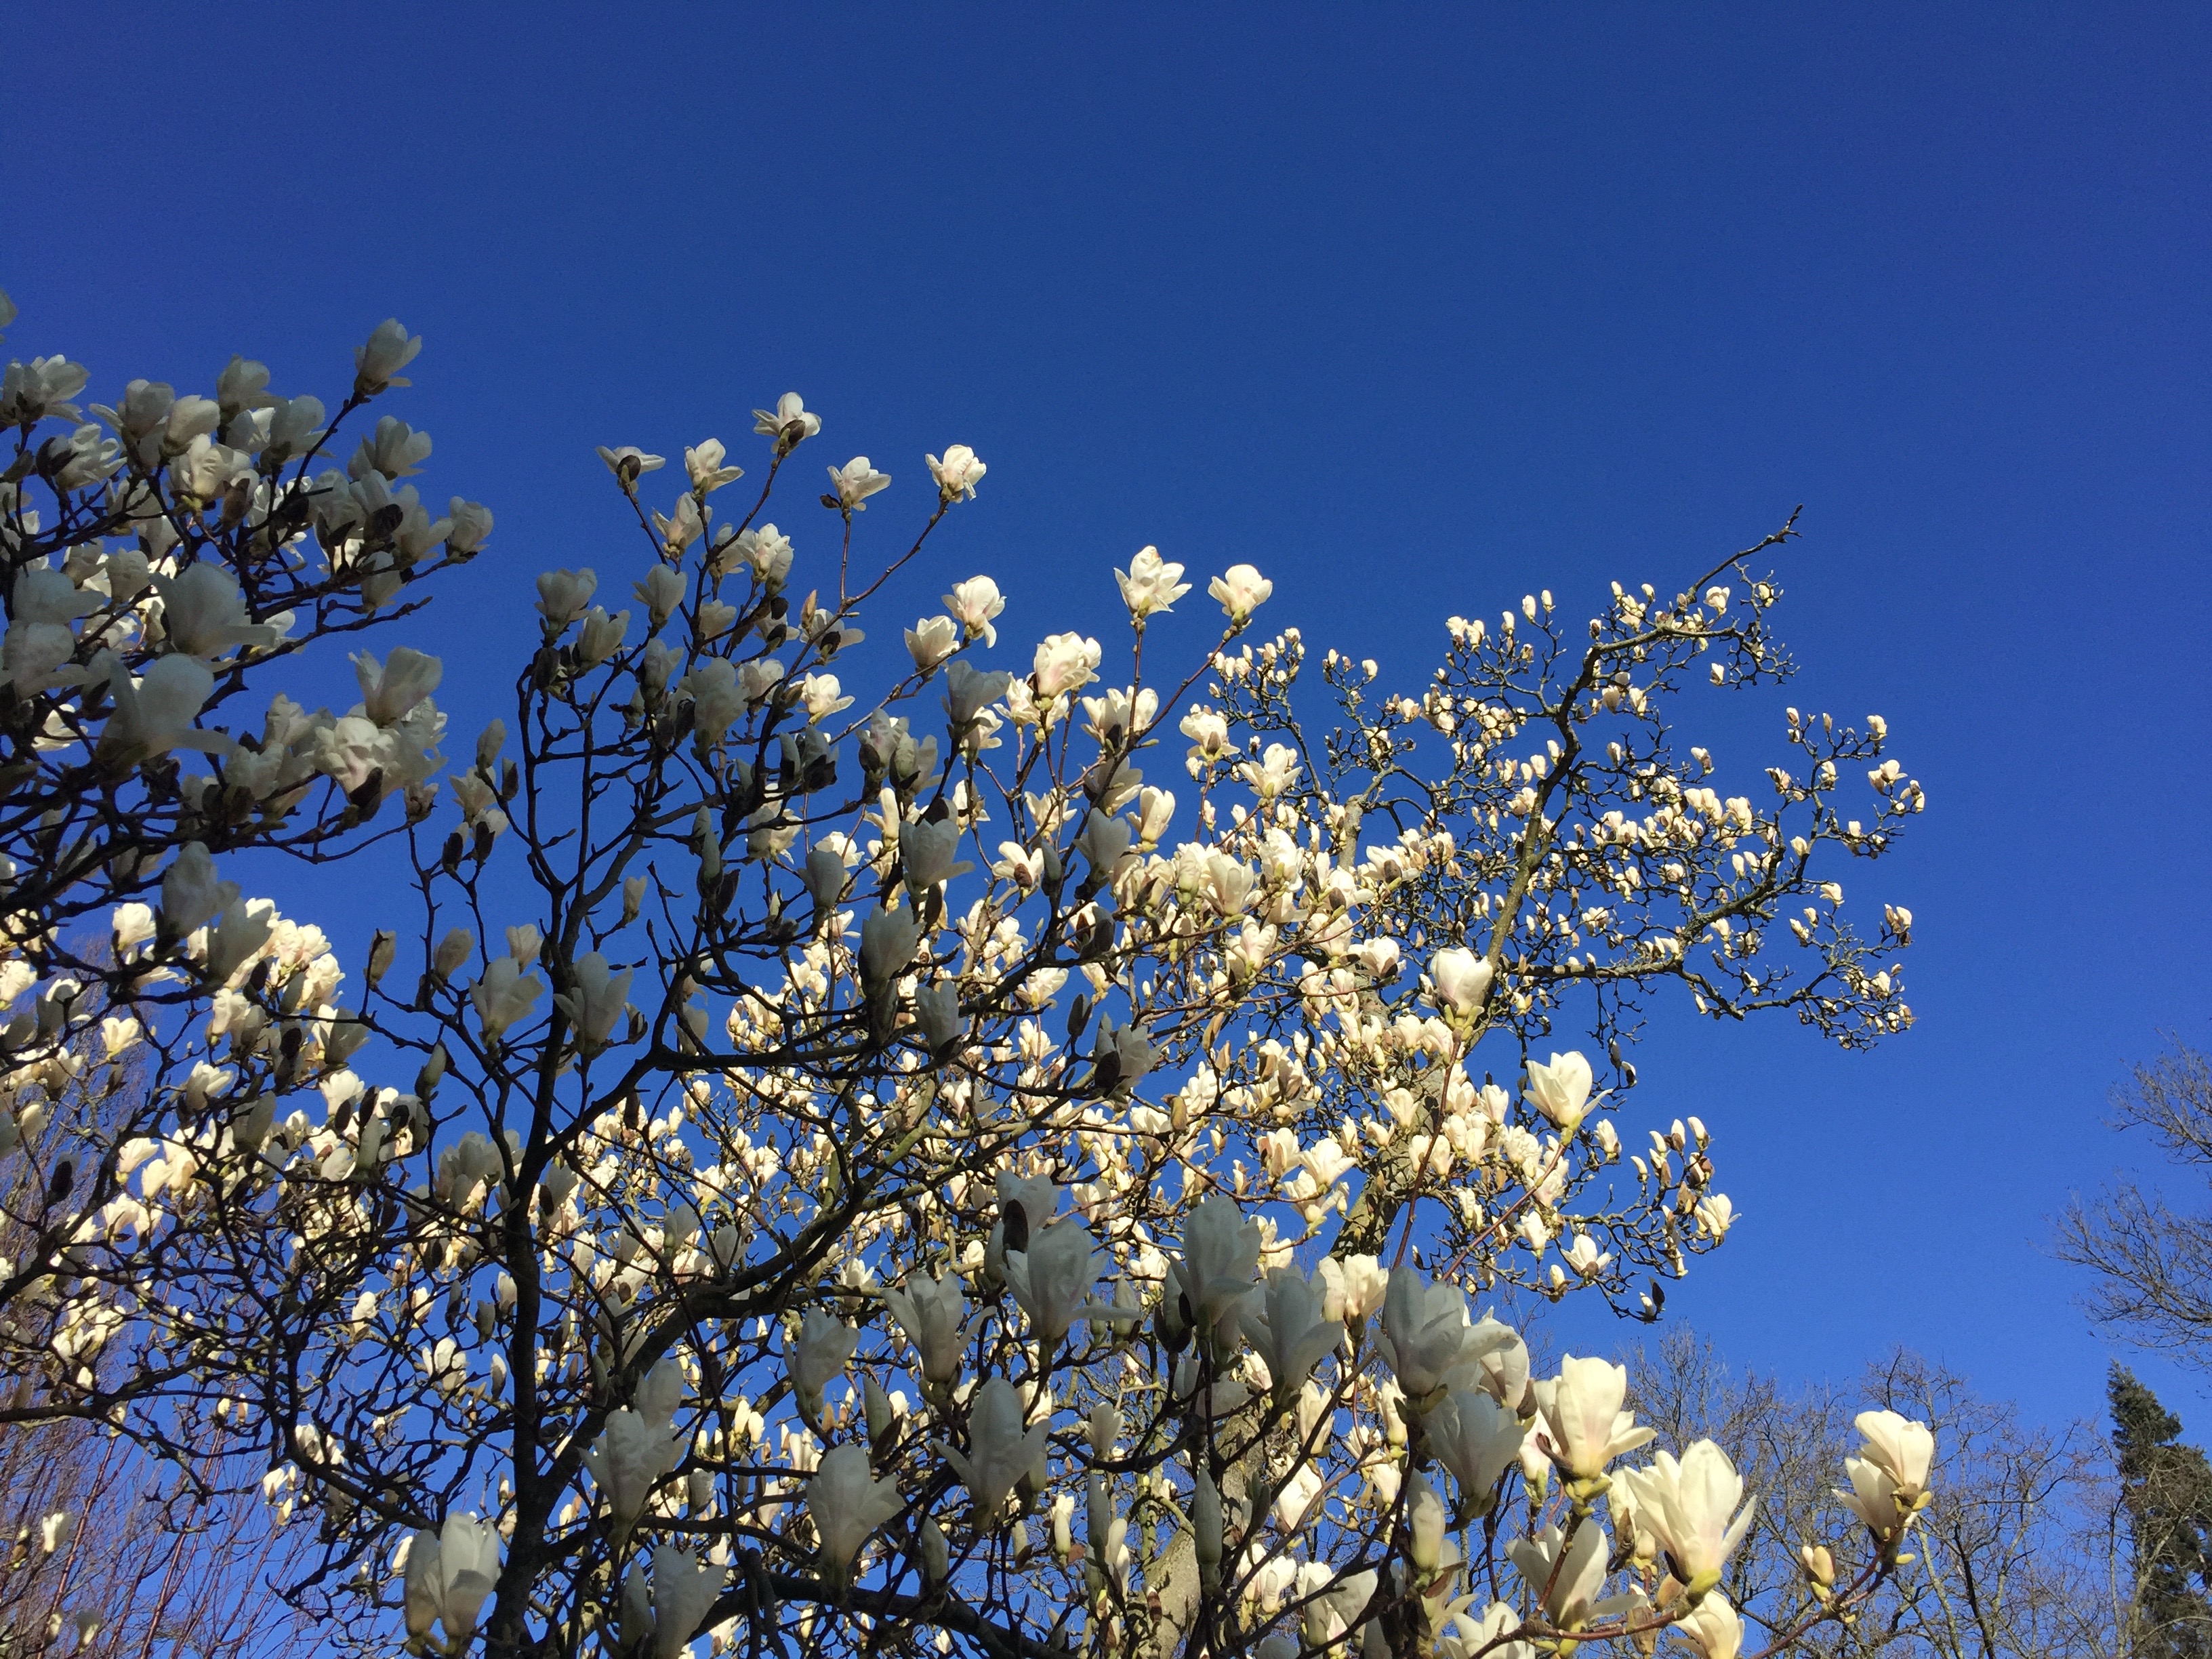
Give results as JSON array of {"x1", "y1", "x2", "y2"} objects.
[
  {"x1": 1616, "y1": 1441, "x2": 1755, "y2": 1586},
  {"x1": 943, "y1": 575, "x2": 1005, "y2": 646},
  {"x1": 828, "y1": 456, "x2": 891, "y2": 510},
  {"x1": 754, "y1": 392, "x2": 822, "y2": 446},
  {"x1": 161, "y1": 843, "x2": 238, "y2": 937},
  {"x1": 1427, "y1": 1388, "x2": 1525, "y2": 1512},
  {"x1": 402, "y1": 1513, "x2": 501, "y2": 1647},
  {"x1": 153, "y1": 566, "x2": 285, "y2": 659},
  {"x1": 1506, "y1": 1520, "x2": 1614, "y2": 1628},
  {"x1": 938, "y1": 1377, "x2": 1047, "y2": 1523},
  {"x1": 789, "y1": 1309, "x2": 857, "y2": 1427},
  {"x1": 354, "y1": 318, "x2": 422, "y2": 394},
  {"x1": 905, "y1": 614, "x2": 960, "y2": 672},
  {"x1": 1530, "y1": 1356, "x2": 1653, "y2": 1481},
  {"x1": 351, "y1": 414, "x2": 433, "y2": 480},
  {"x1": 1032, "y1": 632, "x2": 1102, "y2": 699},
  {"x1": 553, "y1": 952, "x2": 634, "y2": 1052},
  {"x1": 1853, "y1": 1409, "x2": 1936, "y2": 1499},
  {"x1": 927, "y1": 444, "x2": 987, "y2": 501},
  {"x1": 535, "y1": 568, "x2": 599, "y2": 629},
  {"x1": 634, "y1": 563, "x2": 687, "y2": 630},
  {"x1": 1671, "y1": 1591, "x2": 1744, "y2": 1659},
  {"x1": 97, "y1": 653, "x2": 231, "y2": 764},
  {"x1": 806, "y1": 1443, "x2": 900, "y2": 1586},
  {"x1": 596, "y1": 445, "x2": 665, "y2": 485},
  {"x1": 352, "y1": 647, "x2": 444, "y2": 726},
  {"x1": 1208, "y1": 562, "x2": 1273, "y2": 623},
  {"x1": 1429, "y1": 947, "x2": 1493, "y2": 1015},
  {"x1": 470, "y1": 956, "x2": 545, "y2": 1043},
  {"x1": 584, "y1": 1408, "x2": 686, "y2": 1534},
  {"x1": 1005, "y1": 1216, "x2": 1101, "y2": 1349},
  {"x1": 1240, "y1": 1267, "x2": 1343, "y2": 1397},
  {"x1": 881, "y1": 1270, "x2": 970, "y2": 1386},
  {"x1": 1524, "y1": 1051, "x2": 1595, "y2": 1132},
  {"x1": 684, "y1": 438, "x2": 743, "y2": 492},
  {"x1": 1114, "y1": 545, "x2": 1192, "y2": 619},
  {"x1": 650, "y1": 1544, "x2": 722, "y2": 1659},
  {"x1": 1170, "y1": 1195, "x2": 1263, "y2": 1346}
]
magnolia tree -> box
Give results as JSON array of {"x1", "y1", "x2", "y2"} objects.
[{"x1": 0, "y1": 290, "x2": 1937, "y2": 1659}]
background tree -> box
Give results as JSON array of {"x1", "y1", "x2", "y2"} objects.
[
  {"x1": 2106, "y1": 1366, "x2": 2212, "y2": 1659},
  {"x1": 2058, "y1": 1042, "x2": 2212, "y2": 1370},
  {"x1": 1633, "y1": 1333, "x2": 2114, "y2": 1658}
]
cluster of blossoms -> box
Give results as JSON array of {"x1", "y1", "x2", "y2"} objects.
[{"x1": 0, "y1": 290, "x2": 1931, "y2": 1659}]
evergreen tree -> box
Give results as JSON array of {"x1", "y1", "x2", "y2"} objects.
[{"x1": 2112, "y1": 1365, "x2": 2212, "y2": 1658}]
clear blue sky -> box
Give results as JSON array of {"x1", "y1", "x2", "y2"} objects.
[{"x1": 12, "y1": 5, "x2": 2209, "y2": 1435}]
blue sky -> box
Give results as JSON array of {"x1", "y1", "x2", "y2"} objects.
[{"x1": 11, "y1": 4, "x2": 2210, "y2": 1434}]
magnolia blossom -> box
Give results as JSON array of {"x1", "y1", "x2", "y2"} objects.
[
  {"x1": 754, "y1": 392, "x2": 821, "y2": 445},
  {"x1": 1616, "y1": 1440, "x2": 1755, "y2": 1586},
  {"x1": 584, "y1": 1408, "x2": 686, "y2": 1534},
  {"x1": 1114, "y1": 545, "x2": 1191, "y2": 619},
  {"x1": 152, "y1": 566, "x2": 285, "y2": 659},
  {"x1": 1506, "y1": 1520, "x2": 1614, "y2": 1628},
  {"x1": 901, "y1": 818, "x2": 974, "y2": 893},
  {"x1": 944, "y1": 661, "x2": 1011, "y2": 729},
  {"x1": 97, "y1": 653, "x2": 229, "y2": 764},
  {"x1": 939, "y1": 1377, "x2": 1047, "y2": 1523},
  {"x1": 1031, "y1": 632, "x2": 1102, "y2": 699},
  {"x1": 161, "y1": 844, "x2": 239, "y2": 937},
  {"x1": 1530, "y1": 1355, "x2": 1654, "y2": 1481},
  {"x1": 1317, "y1": 1254, "x2": 1391, "y2": 1323},
  {"x1": 904, "y1": 615, "x2": 960, "y2": 672},
  {"x1": 1208, "y1": 562, "x2": 1273, "y2": 623},
  {"x1": 535, "y1": 568, "x2": 598, "y2": 628},
  {"x1": 1427, "y1": 1388, "x2": 1525, "y2": 1511},
  {"x1": 402, "y1": 1513, "x2": 501, "y2": 1647},
  {"x1": 596, "y1": 445, "x2": 665, "y2": 486},
  {"x1": 1004, "y1": 1217, "x2": 1101, "y2": 1349},
  {"x1": 684, "y1": 438, "x2": 743, "y2": 492},
  {"x1": 828, "y1": 456, "x2": 891, "y2": 510},
  {"x1": 650, "y1": 1544, "x2": 721, "y2": 1659},
  {"x1": 470, "y1": 956, "x2": 544, "y2": 1043},
  {"x1": 790, "y1": 1310, "x2": 857, "y2": 1427},
  {"x1": 553, "y1": 952, "x2": 634, "y2": 1051},
  {"x1": 881, "y1": 1270, "x2": 969, "y2": 1385},
  {"x1": 353, "y1": 647, "x2": 444, "y2": 726},
  {"x1": 859, "y1": 905, "x2": 921, "y2": 988},
  {"x1": 1429, "y1": 947, "x2": 1493, "y2": 1015},
  {"x1": 1170, "y1": 1195, "x2": 1265, "y2": 1345},
  {"x1": 943, "y1": 575, "x2": 1005, "y2": 645},
  {"x1": 1378, "y1": 1269, "x2": 1490, "y2": 1404},
  {"x1": 806, "y1": 1444, "x2": 900, "y2": 1586},
  {"x1": 1525, "y1": 1051, "x2": 1595, "y2": 1131},
  {"x1": 1240, "y1": 1267, "x2": 1344, "y2": 1396},
  {"x1": 1671, "y1": 1592, "x2": 1745, "y2": 1659},
  {"x1": 926, "y1": 444, "x2": 987, "y2": 501},
  {"x1": 354, "y1": 317, "x2": 422, "y2": 393},
  {"x1": 1855, "y1": 1408, "x2": 1936, "y2": 1500},
  {"x1": 1837, "y1": 1410, "x2": 1938, "y2": 1536}
]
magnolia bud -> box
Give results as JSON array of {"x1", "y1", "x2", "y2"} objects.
[
  {"x1": 366, "y1": 929, "x2": 396, "y2": 988},
  {"x1": 1193, "y1": 1465, "x2": 1222, "y2": 1584},
  {"x1": 918, "y1": 1517, "x2": 949, "y2": 1584},
  {"x1": 432, "y1": 928, "x2": 472, "y2": 981},
  {"x1": 864, "y1": 1374, "x2": 895, "y2": 1446},
  {"x1": 1801, "y1": 1542, "x2": 1835, "y2": 1586},
  {"x1": 1050, "y1": 1492, "x2": 1074, "y2": 1564}
]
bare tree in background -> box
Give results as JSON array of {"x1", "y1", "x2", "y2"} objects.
[
  {"x1": 2057, "y1": 1041, "x2": 2212, "y2": 1369},
  {"x1": 0, "y1": 1011, "x2": 314, "y2": 1659},
  {"x1": 1633, "y1": 1332, "x2": 2117, "y2": 1658}
]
